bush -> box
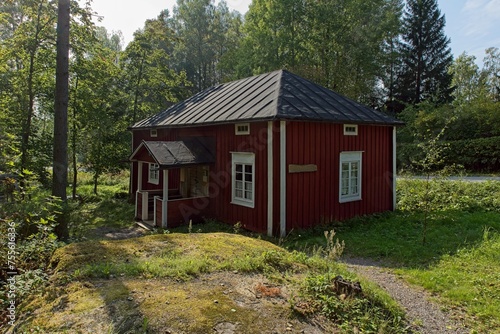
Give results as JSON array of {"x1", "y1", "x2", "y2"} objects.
[
  {"x1": 397, "y1": 179, "x2": 500, "y2": 213},
  {"x1": 0, "y1": 174, "x2": 63, "y2": 328}
]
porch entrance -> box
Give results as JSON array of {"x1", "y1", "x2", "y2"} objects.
[{"x1": 130, "y1": 137, "x2": 215, "y2": 228}]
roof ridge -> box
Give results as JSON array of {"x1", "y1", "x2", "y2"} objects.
[{"x1": 273, "y1": 69, "x2": 286, "y2": 120}]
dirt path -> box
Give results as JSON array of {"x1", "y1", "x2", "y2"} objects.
[{"x1": 342, "y1": 257, "x2": 470, "y2": 334}]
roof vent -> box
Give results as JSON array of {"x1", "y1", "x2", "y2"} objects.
[
  {"x1": 235, "y1": 123, "x2": 250, "y2": 135},
  {"x1": 343, "y1": 124, "x2": 358, "y2": 136}
]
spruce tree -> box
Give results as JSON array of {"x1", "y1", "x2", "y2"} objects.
[{"x1": 395, "y1": 0, "x2": 453, "y2": 107}]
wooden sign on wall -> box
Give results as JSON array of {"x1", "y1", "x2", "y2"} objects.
[{"x1": 288, "y1": 164, "x2": 318, "y2": 173}]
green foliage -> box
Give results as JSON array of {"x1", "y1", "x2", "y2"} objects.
[
  {"x1": 397, "y1": 96, "x2": 500, "y2": 172},
  {"x1": 121, "y1": 10, "x2": 191, "y2": 124},
  {"x1": 0, "y1": 175, "x2": 63, "y2": 323},
  {"x1": 442, "y1": 137, "x2": 500, "y2": 172},
  {"x1": 300, "y1": 273, "x2": 406, "y2": 333},
  {"x1": 169, "y1": 0, "x2": 243, "y2": 91},
  {"x1": 398, "y1": 179, "x2": 500, "y2": 214},
  {"x1": 67, "y1": 171, "x2": 133, "y2": 239},
  {"x1": 395, "y1": 0, "x2": 453, "y2": 105},
  {"x1": 483, "y1": 47, "x2": 500, "y2": 101},
  {"x1": 449, "y1": 52, "x2": 485, "y2": 105},
  {"x1": 241, "y1": 0, "x2": 403, "y2": 103}
]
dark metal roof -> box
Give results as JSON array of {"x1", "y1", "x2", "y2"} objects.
[
  {"x1": 130, "y1": 137, "x2": 215, "y2": 167},
  {"x1": 131, "y1": 70, "x2": 403, "y2": 129}
]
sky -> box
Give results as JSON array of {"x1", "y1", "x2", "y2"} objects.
[{"x1": 85, "y1": 0, "x2": 499, "y2": 66}]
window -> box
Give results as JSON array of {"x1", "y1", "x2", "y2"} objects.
[
  {"x1": 148, "y1": 163, "x2": 160, "y2": 185},
  {"x1": 339, "y1": 152, "x2": 362, "y2": 202},
  {"x1": 231, "y1": 153, "x2": 255, "y2": 207},
  {"x1": 343, "y1": 124, "x2": 358, "y2": 136},
  {"x1": 235, "y1": 123, "x2": 250, "y2": 135},
  {"x1": 150, "y1": 129, "x2": 158, "y2": 137}
]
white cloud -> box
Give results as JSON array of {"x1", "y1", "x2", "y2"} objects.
[
  {"x1": 462, "y1": 0, "x2": 500, "y2": 37},
  {"x1": 463, "y1": 0, "x2": 485, "y2": 11}
]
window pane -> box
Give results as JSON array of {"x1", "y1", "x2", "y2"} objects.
[
  {"x1": 236, "y1": 189, "x2": 243, "y2": 198},
  {"x1": 341, "y1": 177, "x2": 349, "y2": 195},
  {"x1": 245, "y1": 173, "x2": 252, "y2": 182},
  {"x1": 235, "y1": 180, "x2": 243, "y2": 190},
  {"x1": 245, "y1": 191, "x2": 252, "y2": 199},
  {"x1": 245, "y1": 165, "x2": 252, "y2": 173},
  {"x1": 245, "y1": 182, "x2": 252, "y2": 191},
  {"x1": 236, "y1": 171, "x2": 243, "y2": 181},
  {"x1": 351, "y1": 177, "x2": 358, "y2": 193},
  {"x1": 236, "y1": 164, "x2": 242, "y2": 173}
]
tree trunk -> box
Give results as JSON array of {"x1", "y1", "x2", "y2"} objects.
[
  {"x1": 20, "y1": 1, "x2": 45, "y2": 178},
  {"x1": 93, "y1": 172, "x2": 99, "y2": 195},
  {"x1": 132, "y1": 54, "x2": 145, "y2": 124},
  {"x1": 52, "y1": 0, "x2": 70, "y2": 241},
  {"x1": 72, "y1": 77, "x2": 79, "y2": 199}
]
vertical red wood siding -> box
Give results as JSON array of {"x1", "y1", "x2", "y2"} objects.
[
  {"x1": 285, "y1": 121, "x2": 393, "y2": 231},
  {"x1": 166, "y1": 197, "x2": 212, "y2": 227},
  {"x1": 131, "y1": 123, "x2": 270, "y2": 234},
  {"x1": 131, "y1": 120, "x2": 394, "y2": 234}
]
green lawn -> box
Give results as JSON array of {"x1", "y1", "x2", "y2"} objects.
[
  {"x1": 62, "y1": 173, "x2": 500, "y2": 332},
  {"x1": 285, "y1": 179, "x2": 500, "y2": 333}
]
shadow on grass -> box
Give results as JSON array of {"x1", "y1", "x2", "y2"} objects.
[
  {"x1": 60, "y1": 239, "x2": 149, "y2": 333},
  {"x1": 68, "y1": 197, "x2": 136, "y2": 240}
]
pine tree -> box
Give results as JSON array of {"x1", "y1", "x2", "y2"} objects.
[{"x1": 395, "y1": 0, "x2": 453, "y2": 107}]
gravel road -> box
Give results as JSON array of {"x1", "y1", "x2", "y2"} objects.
[{"x1": 342, "y1": 257, "x2": 470, "y2": 334}]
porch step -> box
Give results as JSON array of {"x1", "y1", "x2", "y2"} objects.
[{"x1": 136, "y1": 221, "x2": 155, "y2": 231}]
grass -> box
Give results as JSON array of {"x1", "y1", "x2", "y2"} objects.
[
  {"x1": 51, "y1": 233, "x2": 313, "y2": 281},
  {"x1": 20, "y1": 232, "x2": 407, "y2": 333},
  {"x1": 10, "y1": 170, "x2": 408, "y2": 332},
  {"x1": 68, "y1": 171, "x2": 134, "y2": 239},
  {"x1": 285, "y1": 178, "x2": 500, "y2": 333},
  {"x1": 403, "y1": 230, "x2": 500, "y2": 332},
  {"x1": 10, "y1": 172, "x2": 500, "y2": 332}
]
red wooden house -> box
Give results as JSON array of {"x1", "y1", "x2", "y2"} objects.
[{"x1": 129, "y1": 70, "x2": 403, "y2": 237}]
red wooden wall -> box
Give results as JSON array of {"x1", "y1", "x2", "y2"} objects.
[
  {"x1": 130, "y1": 120, "x2": 394, "y2": 235},
  {"x1": 285, "y1": 122, "x2": 394, "y2": 231},
  {"x1": 131, "y1": 123, "x2": 271, "y2": 234}
]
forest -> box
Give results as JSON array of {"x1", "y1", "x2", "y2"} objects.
[{"x1": 0, "y1": 0, "x2": 499, "y2": 230}]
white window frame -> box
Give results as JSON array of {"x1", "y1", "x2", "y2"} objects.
[
  {"x1": 148, "y1": 163, "x2": 160, "y2": 185},
  {"x1": 231, "y1": 152, "x2": 255, "y2": 208},
  {"x1": 150, "y1": 129, "x2": 158, "y2": 137},
  {"x1": 343, "y1": 124, "x2": 358, "y2": 136},
  {"x1": 339, "y1": 152, "x2": 362, "y2": 203},
  {"x1": 235, "y1": 123, "x2": 250, "y2": 135}
]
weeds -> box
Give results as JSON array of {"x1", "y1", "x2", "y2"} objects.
[
  {"x1": 298, "y1": 273, "x2": 406, "y2": 333},
  {"x1": 233, "y1": 221, "x2": 242, "y2": 234}
]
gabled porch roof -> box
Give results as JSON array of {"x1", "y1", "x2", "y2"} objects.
[{"x1": 130, "y1": 137, "x2": 215, "y2": 168}]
